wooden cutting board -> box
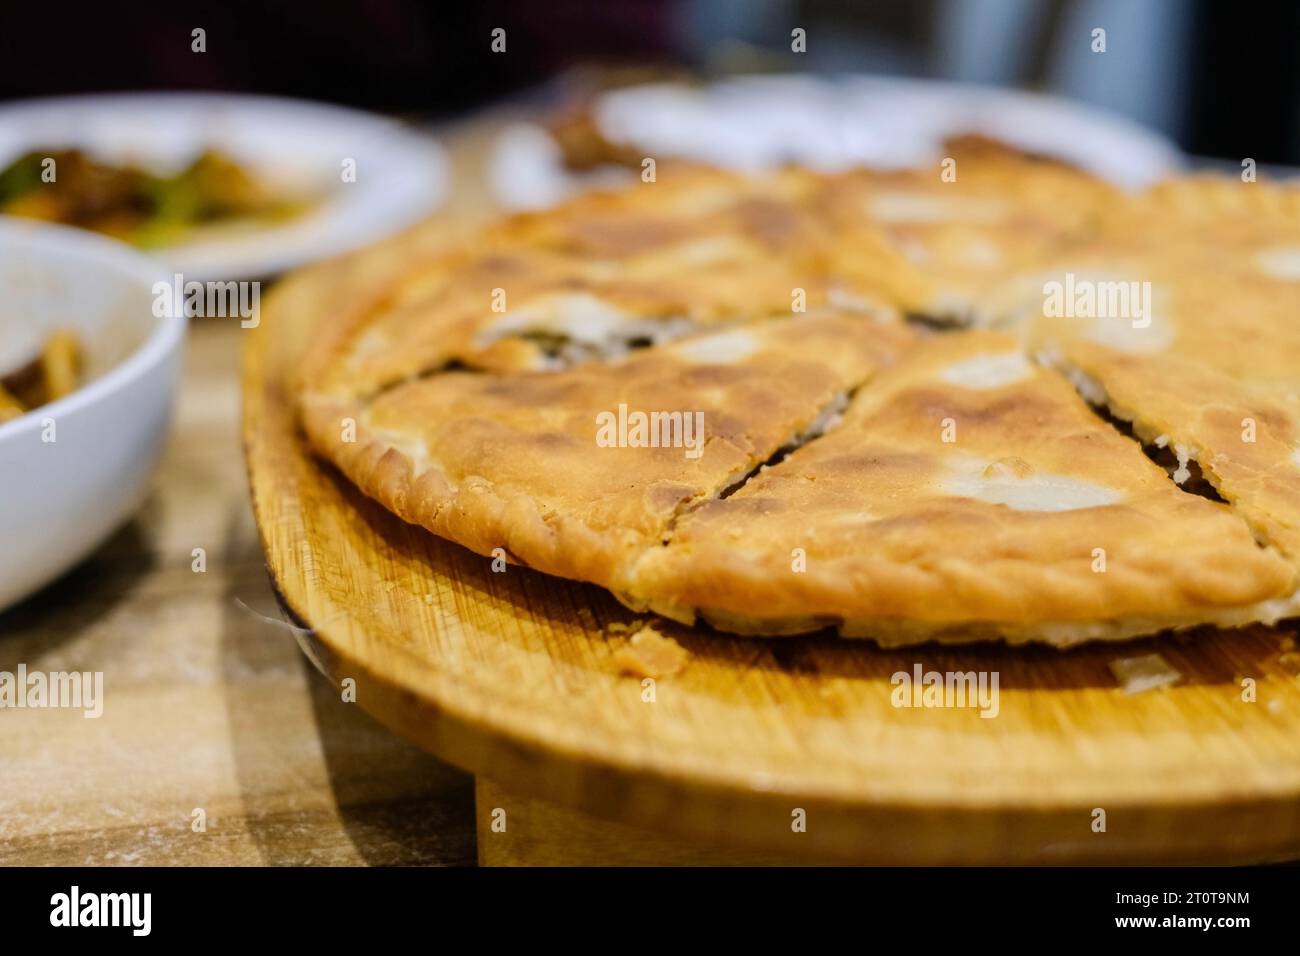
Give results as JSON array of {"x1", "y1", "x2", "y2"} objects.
[{"x1": 242, "y1": 221, "x2": 1300, "y2": 866}]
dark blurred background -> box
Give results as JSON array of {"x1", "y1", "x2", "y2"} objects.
[{"x1": 1, "y1": 0, "x2": 1296, "y2": 164}]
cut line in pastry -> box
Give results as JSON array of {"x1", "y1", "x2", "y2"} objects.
[
  {"x1": 300, "y1": 313, "x2": 915, "y2": 595},
  {"x1": 622, "y1": 331, "x2": 1298, "y2": 644}
]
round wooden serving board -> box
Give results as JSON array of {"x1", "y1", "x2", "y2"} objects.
[{"x1": 243, "y1": 227, "x2": 1300, "y2": 866}]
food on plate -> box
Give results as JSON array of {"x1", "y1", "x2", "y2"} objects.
[
  {"x1": 0, "y1": 148, "x2": 307, "y2": 247},
  {"x1": 292, "y1": 140, "x2": 1300, "y2": 646},
  {"x1": 0, "y1": 329, "x2": 81, "y2": 422}
]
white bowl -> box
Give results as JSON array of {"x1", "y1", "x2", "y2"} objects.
[{"x1": 0, "y1": 217, "x2": 185, "y2": 611}]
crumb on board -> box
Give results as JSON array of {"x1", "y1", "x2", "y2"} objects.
[
  {"x1": 1108, "y1": 652, "x2": 1183, "y2": 695},
  {"x1": 613, "y1": 623, "x2": 688, "y2": 678}
]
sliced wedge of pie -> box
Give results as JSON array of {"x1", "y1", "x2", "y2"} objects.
[
  {"x1": 300, "y1": 164, "x2": 893, "y2": 399},
  {"x1": 301, "y1": 313, "x2": 914, "y2": 592},
  {"x1": 624, "y1": 331, "x2": 1298, "y2": 644},
  {"x1": 815, "y1": 136, "x2": 1119, "y2": 324},
  {"x1": 976, "y1": 183, "x2": 1300, "y2": 567},
  {"x1": 301, "y1": 143, "x2": 1109, "y2": 400}
]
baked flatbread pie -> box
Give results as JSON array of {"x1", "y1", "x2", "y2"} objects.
[{"x1": 295, "y1": 145, "x2": 1300, "y2": 646}]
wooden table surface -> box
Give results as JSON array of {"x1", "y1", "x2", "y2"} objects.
[
  {"x1": 0, "y1": 117, "x2": 522, "y2": 867},
  {"x1": 0, "y1": 312, "x2": 480, "y2": 865}
]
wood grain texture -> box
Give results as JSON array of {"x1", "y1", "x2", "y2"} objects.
[
  {"x1": 244, "y1": 222, "x2": 1300, "y2": 866},
  {"x1": 475, "y1": 777, "x2": 799, "y2": 866},
  {"x1": 0, "y1": 318, "x2": 475, "y2": 866}
]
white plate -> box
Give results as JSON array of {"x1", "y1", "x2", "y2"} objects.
[
  {"x1": 0, "y1": 93, "x2": 448, "y2": 279},
  {"x1": 491, "y1": 74, "x2": 1185, "y2": 208},
  {"x1": 0, "y1": 217, "x2": 186, "y2": 611}
]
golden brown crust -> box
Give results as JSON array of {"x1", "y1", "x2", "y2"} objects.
[
  {"x1": 307, "y1": 164, "x2": 881, "y2": 398},
  {"x1": 293, "y1": 215, "x2": 489, "y2": 399},
  {"x1": 304, "y1": 152, "x2": 1106, "y2": 399},
  {"x1": 302, "y1": 314, "x2": 914, "y2": 592},
  {"x1": 626, "y1": 331, "x2": 1297, "y2": 629},
  {"x1": 813, "y1": 135, "x2": 1120, "y2": 322},
  {"x1": 977, "y1": 221, "x2": 1300, "y2": 565},
  {"x1": 293, "y1": 149, "x2": 1300, "y2": 645}
]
